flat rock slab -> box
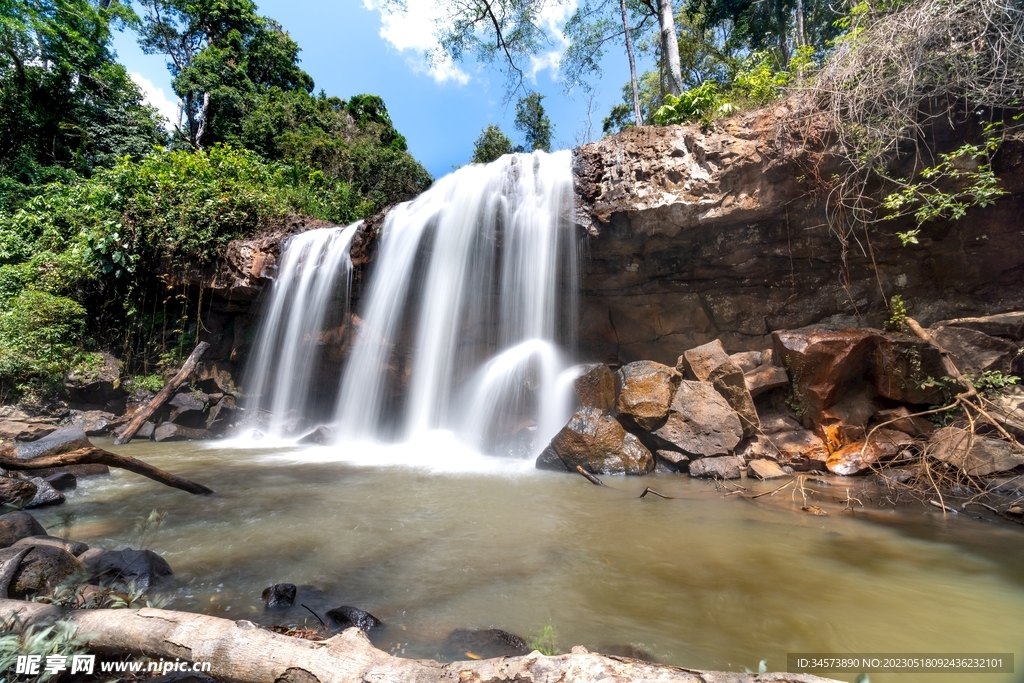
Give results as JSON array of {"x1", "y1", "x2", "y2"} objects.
[
  {"x1": 748, "y1": 459, "x2": 789, "y2": 480},
  {"x1": 929, "y1": 427, "x2": 1024, "y2": 476},
  {"x1": 689, "y1": 455, "x2": 744, "y2": 479},
  {"x1": 653, "y1": 381, "x2": 743, "y2": 457}
]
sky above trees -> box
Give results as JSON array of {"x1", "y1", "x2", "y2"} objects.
[{"x1": 114, "y1": 0, "x2": 645, "y2": 178}]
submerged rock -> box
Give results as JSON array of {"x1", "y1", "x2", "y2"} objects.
[
  {"x1": 546, "y1": 407, "x2": 654, "y2": 475},
  {"x1": 688, "y1": 455, "x2": 743, "y2": 479},
  {"x1": 652, "y1": 381, "x2": 743, "y2": 458},
  {"x1": 297, "y1": 425, "x2": 335, "y2": 445},
  {"x1": 154, "y1": 423, "x2": 210, "y2": 442},
  {"x1": 44, "y1": 471, "x2": 77, "y2": 492},
  {"x1": 444, "y1": 628, "x2": 528, "y2": 658},
  {"x1": 326, "y1": 605, "x2": 382, "y2": 631},
  {"x1": 262, "y1": 583, "x2": 297, "y2": 608}
]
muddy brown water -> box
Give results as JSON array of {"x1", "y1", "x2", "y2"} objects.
[{"x1": 28, "y1": 437, "x2": 1024, "y2": 683}]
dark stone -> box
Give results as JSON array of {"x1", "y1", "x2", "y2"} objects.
[
  {"x1": 598, "y1": 644, "x2": 657, "y2": 662},
  {"x1": 27, "y1": 464, "x2": 109, "y2": 479},
  {"x1": 0, "y1": 544, "x2": 80, "y2": 597},
  {"x1": 137, "y1": 421, "x2": 156, "y2": 439},
  {"x1": 78, "y1": 547, "x2": 174, "y2": 592},
  {"x1": 262, "y1": 583, "x2": 297, "y2": 608},
  {"x1": 929, "y1": 325, "x2": 1020, "y2": 375},
  {"x1": 205, "y1": 396, "x2": 237, "y2": 435},
  {"x1": 63, "y1": 352, "x2": 124, "y2": 409},
  {"x1": 24, "y1": 477, "x2": 65, "y2": 508},
  {"x1": 0, "y1": 476, "x2": 37, "y2": 507},
  {"x1": 296, "y1": 425, "x2": 334, "y2": 445},
  {"x1": 0, "y1": 511, "x2": 47, "y2": 548},
  {"x1": 933, "y1": 312, "x2": 1024, "y2": 341},
  {"x1": 44, "y1": 471, "x2": 77, "y2": 492},
  {"x1": 325, "y1": 605, "x2": 382, "y2": 631},
  {"x1": 154, "y1": 423, "x2": 209, "y2": 442},
  {"x1": 535, "y1": 446, "x2": 569, "y2": 472},
  {"x1": 444, "y1": 628, "x2": 528, "y2": 658},
  {"x1": 11, "y1": 426, "x2": 90, "y2": 460},
  {"x1": 169, "y1": 391, "x2": 209, "y2": 428}
]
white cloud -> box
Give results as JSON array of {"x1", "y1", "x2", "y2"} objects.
[
  {"x1": 129, "y1": 72, "x2": 178, "y2": 129},
  {"x1": 362, "y1": 0, "x2": 470, "y2": 85}
]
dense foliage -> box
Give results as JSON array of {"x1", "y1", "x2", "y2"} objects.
[{"x1": 0, "y1": 0, "x2": 430, "y2": 400}]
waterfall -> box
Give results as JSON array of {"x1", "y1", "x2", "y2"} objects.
[
  {"x1": 243, "y1": 224, "x2": 359, "y2": 435},
  {"x1": 244, "y1": 150, "x2": 580, "y2": 458}
]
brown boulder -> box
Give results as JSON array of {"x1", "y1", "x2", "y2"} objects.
[
  {"x1": 769, "y1": 430, "x2": 829, "y2": 470},
  {"x1": 0, "y1": 476, "x2": 37, "y2": 507},
  {"x1": 737, "y1": 435, "x2": 781, "y2": 460},
  {"x1": 0, "y1": 512, "x2": 47, "y2": 548},
  {"x1": 729, "y1": 351, "x2": 764, "y2": 373},
  {"x1": 71, "y1": 410, "x2": 118, "y2": 436},
  {"x1": 816, "y1": 392, "x2": 876, "y2": 452},
  {"x1": 680, "y1": 340, "x2": 759, "y2": 437},
  {"x1": 0, "y1": 544, "x2": 80, "y2": 597},
  {"x1": 12, "y1": 536, "x2": 89, "y2": 556},
  {"x1": 0, "y1": 420, "x2": 57, "y2": 441},
  {"x1": 573, "y1": 364, "x2": 617, "y2": 412},
  {"x1": 869, "y1": 334, "x2": 949, "y2": 405},
  {"x1": 688, "y1": 455, "x2": 744, "y2": 479},
  {"x1": 932, "y1": 312, "x2": 1024, "y2": 341},
  {"x1": 825, "y1": 428, "x2": 914, "y2": 475},
  {"x1": 748, "y1": 459, "x2": 789, "y2": 480},
  {"x1": 874, "y1": 407, "x2": 934, "y2": 437},
  {"x1": 928, "y1": 326, "x2": 1020, "y2": 375},
  {"x1": 616, "y1": 361, "x2": 680, "y2": 430},
  {"x1": 652, "y1": 381, "x2": 743, "y2": 457},
  {"x1": 744, "y1": 363, "x2": 790, "y2": 397},
  {"x1": 758, "y1": 410, "x2": 803, "y2": 434},
  {"x1": 928, "y1": 427, "x2": 1024, "y2": 476},
  {"x1": 546, "y1": 407, "x2": 654, "y2": 475}
]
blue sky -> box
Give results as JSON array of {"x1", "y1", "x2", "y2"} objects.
[{"x1": 113, "y1": 0, "x2": 653, "y2": 179}]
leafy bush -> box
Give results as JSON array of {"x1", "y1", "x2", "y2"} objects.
[
  {"x1": 653, "y1": 82, "x2": 735, "y2": 126},
  {"x1": 0, "y1": 290, "x2": 86, "y2": 398}
]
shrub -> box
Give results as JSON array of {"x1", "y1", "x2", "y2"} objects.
[{"x1": 0, "y1": 290, "x2": 86, "y2": 398}]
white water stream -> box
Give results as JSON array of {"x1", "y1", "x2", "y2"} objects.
[{"x1": 243, "y1": 151, "x2": 580, "y2": 458}]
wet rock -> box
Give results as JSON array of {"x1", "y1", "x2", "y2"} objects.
[
  {"x1": 71, "y1": 410, "x2": 118, "y2": 437},
  {"x1": 825, "y1": 428, "x2": 914, "y2": 476},
  {"x1": 688, "y1": 455, "x2": 744, "y2": 479},
  {"x1": 12, "y1": 535, "x2": 89, "y2": 556},
  {"x1": 0, "y1": 420, "x2": 57, "y2": 442},
  {"x1": 598, "y1": 644, "x2": 656, "y2": 662},
  {"x1": 136, "y1": 421, "x2": 156, "y2": 440},
  {"x1": 0, "y1": 512, "x2": 47, "y2": 548},
  {"x1": 654, "y1": 448, "x2": 689, "y2": 471},
  {"x1": 874, "y1": 407, "x2": 934, "y2": 438},
  {"x1": 262, "y1": 583, "x2": 297, "y2": 608},
  {"x1": 444, "y1": 628, "x2": 528, "y2": 658},
  {"x1": 680, "y1": 340, "x2": 759, "y2": 437},
  {"x1": 616, "y1": 361, "x2": 680, "y2": 430},
  {"x1": 205, "y1": 396, "x2": 237, "y2": 435},
  {"x1": 0, "y1": 476, "x2": 37, "y2": 507},
  {"x1": 757, "y1": 410, "x2": 803, "y2": 434},
  {"x1": 772, "y1": 328, "x2": 877, "y2": 426},
  {"x1": 325, "y1": 605, "x2": 382, "y2": 631},
  {"x1": 169, "y1": 391, "x2": 209, "y2": 428},
  {"x1": 535, "y1": 446, "x2": 569, "y2": 472},
  {"x1": 729, "y1": 351, "x2": 764, "y2": 373},
  {"x1": 932, "y1": 312, "x2": 1024, "y2": 341},
  {"x1": 546, "y1": 407, "x2": 654, "y2": 475},
  {"x1": 652, "y1": 381, "x2": 743, "y2": 458},
  {"x1": 928, "y1": 427, "x2": 1024, "y2": 476},
  {"x1": 153, "y1": 423, "x2": 209, "y2": 442},
  {"x1": 195, "y1": 362, "x2": 238, "y2": 395},
  {"x1": 11, "y1": 426, "x2": 90, "y2": 460},
  {"x1": 297, "y1": 425, "x2": 334, "y2": 445},
  {"x1": 744, "y1": 363, "x2": 790, "y2": 397},
  {"x1": 27, "y1": 464, "x2": 109, "y2": 479},
  {"x1": 0, "y1": 544, "x2": 80, "y2": 597},
  {"x1": 573, "y1": 364, "x2": 617, "y2": 412},
  {"x1": 748, "y1": 459, "x2": 789, "y2": 480},
  {"x1": 770, "y1": 430, "x2": 829, "y2": 470},
  {"x1": 79, "y1": 547, "x2": 174, "y2": 592},
  {"x1": 737, "y1": 435, "x2": 780, "y2": 460},
  {"x1": 44, "y1": 471, "x2": 77, "y2": 492},
  {"x1": 929, "y1": 325, "x2": 1020, "y2": 375},
  {"x1": 24, "y1": 477, "x2": 65, "y2": 508}
]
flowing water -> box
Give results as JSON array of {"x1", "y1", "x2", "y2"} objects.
[{"x1": 34, "y1": 439, "x2": 1024, "y2": 683}]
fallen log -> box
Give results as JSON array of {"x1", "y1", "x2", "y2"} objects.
[
  {"x1": 114, "y1": 341, "x2": 210, "y2": 445},
  {"x1": 0, "y1": 446, "x2": 213, "y2": 495},
  {"x1": 0, "y1": 600, "x2": 843, "y2": 683}
]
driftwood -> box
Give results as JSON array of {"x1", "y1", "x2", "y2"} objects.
[
  {"x1": 0, "y1": 446, "x2": 213, "y2": 495},
  {"x1": 114, "y1": 342, "x2": 210, "y2": 445},
  {"x1": 574, "y1": 465, "x2": 606, "y2": 486},
  {"x1": 0, "y1": 600, "x2": 843, "y2": 683}
]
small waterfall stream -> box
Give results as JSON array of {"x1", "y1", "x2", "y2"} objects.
[{"x1": 243, "y1": 151, "x2": 580, "y2": 457}]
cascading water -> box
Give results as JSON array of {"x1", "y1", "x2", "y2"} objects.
[
  {"x1": 244, "y1": 150, "x2": 580, "y2": 459},
  {"x1": 243, "y1": 224, "x2": 359, "y2": 435}
]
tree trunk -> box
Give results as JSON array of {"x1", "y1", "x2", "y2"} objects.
[
  {"x1": 0, "y1": 446, "x2": 214, "y2": 495},
  {"x1": 657, "y1": 0, "x2": 683, "y2": 95},
  {"x1": 0, "y1": 600, "x2": 845, "y2": 683},
  {"x1": 114, "y1": 342, "x2": 209, "y2": 445},
  {"x1": 795, "y1": 0, "x2": 806, "y2": 47},
  {"x1": 619, "y1": 0, "x2": 643, "y2": 125}
]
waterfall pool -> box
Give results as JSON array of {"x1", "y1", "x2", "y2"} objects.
[{"x1": 30, "y1": 437, "x2": 1024, "y2": 683}]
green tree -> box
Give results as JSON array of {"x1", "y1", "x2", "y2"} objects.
[
  {"x1": 514, "y1": 93, "x2": 553, "y2": 152},
  {"x1": 472, "y1": 124, "x2": 517, "y2": 163},
  {"x1": 0, "y1": 0, "x2": 166, "y2": 180}
]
